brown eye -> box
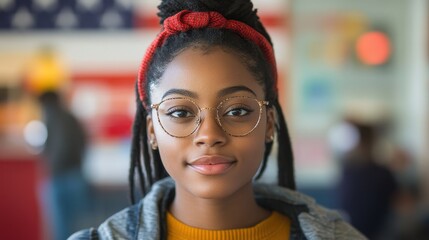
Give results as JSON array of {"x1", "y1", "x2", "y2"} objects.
[
  {"x1": 166, "y1": 108, "x2": 195, "y2": 118},
  {"x1": 224, "y1": 107, "x2": 253, "y2": 117}
]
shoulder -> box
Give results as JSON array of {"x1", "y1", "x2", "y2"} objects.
[
  {"x1": 68, "y1": 178, "x2": 175, "y2": 240},
  {"x1": 254, "y1": 183, "x2": 367, "y2": 239},
  {"x1": 68, "y1": 228, "x2": 99, "y2": 240},
  {"x1": 68, "y1": 204, "x2": 141, "y2": 240}
]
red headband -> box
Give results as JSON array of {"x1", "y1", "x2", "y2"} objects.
[{"x1": 138, "y1": 10, "x2": 277, "y2": 103}]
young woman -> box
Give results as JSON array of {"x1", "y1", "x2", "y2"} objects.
[{"x1": 70, "y1": 0, "x2": 365, "y2": 239}]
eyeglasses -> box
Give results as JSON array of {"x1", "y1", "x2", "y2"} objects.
[{"x1": 151, "y1": 96, "x2": 269, "y2": 138}]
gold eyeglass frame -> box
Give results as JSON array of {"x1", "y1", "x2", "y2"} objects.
[{"x1": 150, "y1": 96, "x2": 269, "y2": 138}]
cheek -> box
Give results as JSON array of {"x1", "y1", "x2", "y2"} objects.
[
  {"x1": 157, "y1": 139, "x2": 186, "y2": 177},
  {"x1": 153, "y1": 123, "x2": 188, "y2": 172},
  {"x1": 236, "y1": 129, "x2": 267, "y2": 173},
  {"x1": 244, "y1": 138, "x2": 266, "y2": 162},
  {"x1": 152, "y1": 118, "x2": 175, "y2": 144}
]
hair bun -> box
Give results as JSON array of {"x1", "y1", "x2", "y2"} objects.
[{"x1": 157, "y1": 0, "x2": 271, "y2": 44}]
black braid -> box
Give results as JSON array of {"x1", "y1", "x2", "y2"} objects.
[
  {"x1": 273, "y1": 100, "x2": 296, "y2": 189},
  {"x1": 254, "y1": 140, "x2": 273, "y2": 180},
  {"x1": 129, "y1": 140, "x2": 136, "y2": 203},
  {"x1": 153, "y1": 149, "x2": 168, "y2": 179},
  {"x1": 129, "y1": 86, "x2": 144, "y2": 204},
  {"x1": 141, "y1": 112, "x2": 153, "y2": 193},
  {"x1": 130, "y1": 93, "x2": 170, "y2": 203}
]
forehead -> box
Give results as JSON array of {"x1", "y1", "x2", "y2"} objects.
[{"x1": 150, "y1": 47, "x2": 265, "y2": 102}]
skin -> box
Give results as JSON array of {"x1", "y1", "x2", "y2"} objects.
[{"x1": 147, "y1": 46, "x2": 275, "y2": 230}]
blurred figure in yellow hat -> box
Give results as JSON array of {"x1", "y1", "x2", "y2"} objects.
[
  {"x1": 24, "y1": 45, "x2": 92, "y2": 240},
  {"x1": 24, "y1": 45, "x2": 69, "y2": 96}
]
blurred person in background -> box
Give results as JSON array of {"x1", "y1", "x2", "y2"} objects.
[
  {"x1": 381, "y1": 147, "x2": 429, "y2": 239},
  {"x1": 38, "y1": 90, "x2": 91, "y2": 240},
  {"x1": 384, "y1": 183, "x2": 429, "y2": 240},
  {"x1": 25, "y1": 46, "x2": 91, "y2": 240},
  {"x1": 336, "y1": 120, "x2": 398, "y2": 239}
]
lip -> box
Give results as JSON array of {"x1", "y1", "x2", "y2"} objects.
[{"x1": 188, "y1": 155, "x2": 236, "y2": 175}]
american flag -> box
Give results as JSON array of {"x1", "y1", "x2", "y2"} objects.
[
  {"x1": 0, "y1": 0, "x2": 287, "y2": 31},
  {"x1": 0, "y1": 0, "x2": 136, "y2": 30}
]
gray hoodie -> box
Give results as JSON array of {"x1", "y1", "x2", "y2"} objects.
[{"x1": 69, "y1": 177, "x2": 366, "y2": 240}]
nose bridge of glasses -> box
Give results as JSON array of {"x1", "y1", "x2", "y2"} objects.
[
  {"x1": 200, "y1": 106, "x2": 216, "y2": 111},
  {"x1": 196, "y1": 106, "x2": 219, "y2": 125}
]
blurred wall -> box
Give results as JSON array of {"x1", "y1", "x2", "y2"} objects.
[{"x1": 290, "y1": 0, "x2": 428, "y2": 191}]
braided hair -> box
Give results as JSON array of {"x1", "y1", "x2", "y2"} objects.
[{"x1": 129, "y1": 0, "x2": 295, "y2": 203}]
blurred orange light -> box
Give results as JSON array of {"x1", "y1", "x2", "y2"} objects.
[{"x1": 356, "y1": 31, "x2": 391, "y2": 65}]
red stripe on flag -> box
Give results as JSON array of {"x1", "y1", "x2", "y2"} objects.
[
  {"x1": 72, "y1": 72, "x2": 136, "y2": 87},
  {"x1": 134, "y1": 14, "x2": 288, "y2": 29}
]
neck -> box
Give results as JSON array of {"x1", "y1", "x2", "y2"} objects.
[{"x1": 170, "y1": 182, "x2": 270, "y2": 230}]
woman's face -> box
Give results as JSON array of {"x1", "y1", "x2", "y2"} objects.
[{"x1": 147, "y1": 47, "x2": 274, "y2": 200}]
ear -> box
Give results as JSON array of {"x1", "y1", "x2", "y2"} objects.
[
  {"x1": 147, "y1": 115, "x2": 158, "y2": 149},
  {"x1": 265, "y1": 107, "x2": 275, "y2": 143}
]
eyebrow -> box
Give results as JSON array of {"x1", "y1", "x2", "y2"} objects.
[
  {"x1": 161, "y1": 85, "x2": 256, "y2": 100},
  {"x1": 162, "y1": 89, "x2": 198, "y2": 99},
  {"x1": 217, "y1": 85, "x2": 257, "y2": 98}
]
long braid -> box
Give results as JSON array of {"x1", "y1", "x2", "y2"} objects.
[
  {"x1": 129, "y1": 139, "x2": 137, "y2": 203},
  {"x1": 142, "y1": 131, "x2": 152, "y2": 189},
  {"x1": 140, "y1": 111, "x2": 152, "y2": 195},
  {"x1": 273, "y1": 100, "x2": 296, "y2": 189},
  {"x1": 153, "y1": 149, "x2": 168, "y2": 179},
  {"x1": 254, "y1": 141, "x2": 273, "y2": 180},
  {"x1": 129, "y1": 87, "x2": 145, "y2": 204}
]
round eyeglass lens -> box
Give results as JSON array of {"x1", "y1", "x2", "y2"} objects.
[
  {"x1": 217, "y1": 97, "x2": 262, "y2": 136},
  {"x1": 157, "y1": 98, "x2": 200, "y2": 137}
]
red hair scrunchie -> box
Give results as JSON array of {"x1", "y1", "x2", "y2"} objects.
[{"x1": 137, "y1": 10, "x2": 277, "y2": 104}]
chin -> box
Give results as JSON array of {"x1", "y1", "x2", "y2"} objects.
[
  {"x1": 192, "y1": 185, "x2": 236, "y2": 200},
  {"x1": 184, "y1": 176, "x2": 254, "y2": 200}
]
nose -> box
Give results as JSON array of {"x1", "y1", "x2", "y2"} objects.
[{"x1": 193, "y1": 110, "x2": 227, "y2": 147}]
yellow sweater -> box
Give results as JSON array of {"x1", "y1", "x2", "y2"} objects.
[{"x1": 166, "y1": 211, "x2": 290, "y2": 240}]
